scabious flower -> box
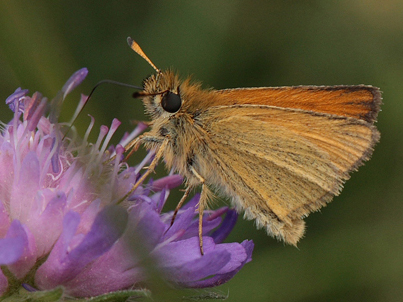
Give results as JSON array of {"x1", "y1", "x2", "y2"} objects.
[{"x1": 0, "y1": 69, "x2": 254, "y2": 300}]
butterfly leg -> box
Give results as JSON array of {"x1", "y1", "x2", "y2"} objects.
[
  {"x1": 130, "y1": 120, "x2": 152, "y2": 127},
  {"x1": 105, "y1": 134, "x2": 145, "y2": 164},
  {"x1": 189, "y1": 166, "x2": 212, "y2": 255},
  {"x1": 170, "y1": 186, "x2": 192, "y2": 227},
  {"x1": 124, "y1": 134, "x2": 144, "y2": 161},
  {"x1": 120, "y1": 139, "x2": 168, "y2": 202}
]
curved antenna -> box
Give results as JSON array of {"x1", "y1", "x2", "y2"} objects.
[
  {"x1": 127, "y1": 37, "x2": 160, "y2": 73},
  {"x1": 63, "y1": 79, "x2": 143, "y2": 139},
  {"x1": 87, "y1": 80, "x2": 143, "y2": 98}
]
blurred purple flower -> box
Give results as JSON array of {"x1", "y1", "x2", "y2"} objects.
[{"x1": 0, "y1": 69, "x2": 253, "y2": 299}]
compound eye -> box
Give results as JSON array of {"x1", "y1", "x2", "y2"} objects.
[{"x1": 161, "y1": 91, "x2": 182, "y2": 113}]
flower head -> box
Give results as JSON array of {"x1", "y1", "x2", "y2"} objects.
[{"x1": 0, "y1": 69, "x2": 253, "y2": 299}]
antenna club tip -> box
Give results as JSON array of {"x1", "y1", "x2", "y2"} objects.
[{"x1": 126, "y1": 37, "x2": 160, "y2": 73}]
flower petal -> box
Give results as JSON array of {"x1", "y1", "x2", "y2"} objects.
[
  {"x1": 62, "y1": 68, "x2": 88, "y2": 98},
  {"x1": 27, "y1": 190, "x2": 67, "y2": 256},
  {"x1": 26, "y1": 94, "x2": 48, "y2": 131},
  {"x1": 0, "y1": 220, "x2": 26, "y2": 265},
  {"x1": 155, "y1": 237, "x2": 231, "y2": 282},
  {"x1": 127, "y1": 201, "x2": 166, "y2": 250},
  {"x1": 5, "y1": 87, "x2": 28, "y2": 112},
  {"x1": 36, "y1": 205, "x2": 128, "y2": 289},
  {"x1": 163, "y1": 207, "x2": 195, "y2": 240},
  {"x1": 0, "y1": 201, "x2": 10, "y2": 238},
  {"x1": 179, "y1": 240, "x2": 254, "y2": 288},
  {"x1": 0, "y1": 142, "x2": 15, "y2": 206},
  {"x1": 175, "y1": 212, "x2": 223, "y2": 240},
  {"x1": 10, "y1": 152, "x2": 40, "y2": 222},
  {"x1": 150, "y1": 175, "x2": 183, "y2": 192},
  {"x1": 7, "y1": 224, "x2": 37, "y2": 279},
  {"x1": 210, "y1": 209, "x2": 238, "y2": 243},
  {"x1": 62, "y1": 202, "x2": 166, "y2": 297}
]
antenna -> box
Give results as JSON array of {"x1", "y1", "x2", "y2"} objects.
[
  {"x1": 127, "y1": 37, "x2": 160, "y2": 73},
  {"x1": 63, "y1": 80, "x2": 143, "y2": 139}
]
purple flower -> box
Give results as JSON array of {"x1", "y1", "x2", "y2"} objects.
[{"x1": 0, "y1": 69, "x2": 253, "y2": 299}]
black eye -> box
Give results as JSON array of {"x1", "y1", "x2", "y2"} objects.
[{"x1": 161, "y1": 91, "x2": 182, "y2": 113}]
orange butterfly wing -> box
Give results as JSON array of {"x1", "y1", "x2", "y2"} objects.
[
  {"x1": 211, "y1": 85, "x2": 381, "y2": 123},
  {"x1": 195, "y1": 86, "x2": 381, "y2": 244}
]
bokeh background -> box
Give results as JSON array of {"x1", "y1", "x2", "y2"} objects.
[{"x1": 0, "y1": 1, "x2": 402, "y2": 301}]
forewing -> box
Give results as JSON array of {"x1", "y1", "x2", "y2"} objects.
[{"x1": 211, "y1": 86, "x2": 381, "y2": 123}]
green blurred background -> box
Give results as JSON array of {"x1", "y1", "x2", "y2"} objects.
[{"x1": 0, "y1": 1, "x2": 402, "y2": 301}]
